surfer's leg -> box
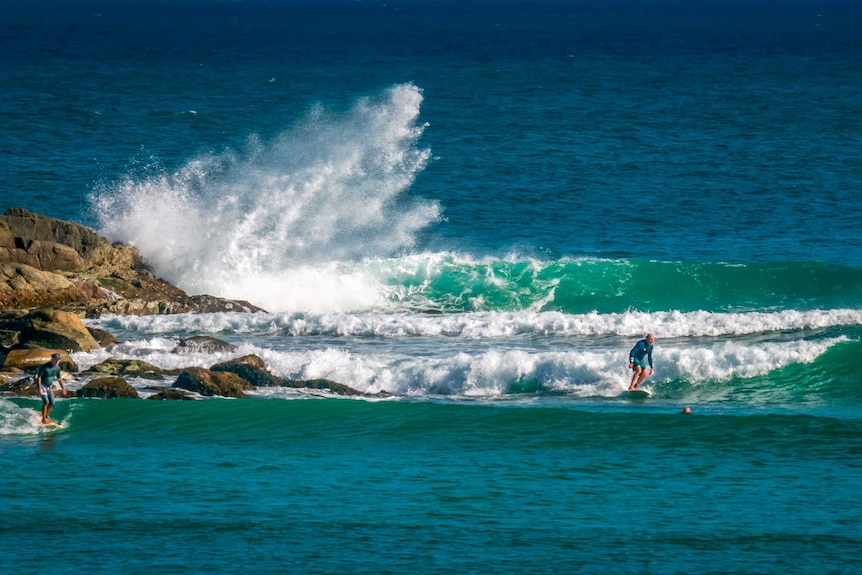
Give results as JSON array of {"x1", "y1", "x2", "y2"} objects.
[
  {"x1": 629, "y1": 366, "x2": 642, "y2": 390},
  {"x1": 41, "y1": 391, "x2": 54, "y2": 424}
]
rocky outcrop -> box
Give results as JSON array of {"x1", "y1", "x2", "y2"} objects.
[
  {"x1": 77, "y1": 376, "x2": 139, "y2": 398},
  {"x1": 0, "y1": 208, "x2": 264, "y2": 317},
  {"x1": 173, "y1": 367, "x2": 254, "y2": 398},
  {"x1": 0, "y1": 309, "x2": 104, "y2": 360}
]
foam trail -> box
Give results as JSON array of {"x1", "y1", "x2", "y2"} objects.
[
  {"x1": 91, "y1": 84, "x2": 439, "y2": 313},
  {"x1": 0, "y1": 399, "x2": 59, "y2": 435}
]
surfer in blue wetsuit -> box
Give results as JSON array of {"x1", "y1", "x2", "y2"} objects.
[
  {"x1": 628, "y1": 334, "x2": 655, "y2": 390},
  {"x1": 36, "y1": 353, "x2": 67, "y2": 424}
]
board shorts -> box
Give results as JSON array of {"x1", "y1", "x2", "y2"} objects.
[
  {"x1": 631, "y1": 357, "x2": 649, "y2": 371},
  {"x1": 40, "y1": 388, "x2": 55, "y2": 405}
]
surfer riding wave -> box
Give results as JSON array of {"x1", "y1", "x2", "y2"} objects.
[{"x1": 628, "y1": 334, "x2": 654, "y2": 390}]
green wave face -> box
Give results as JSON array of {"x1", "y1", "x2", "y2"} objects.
[{"x1": 385, "y1": 257, "x2": 862, "y2": 314}]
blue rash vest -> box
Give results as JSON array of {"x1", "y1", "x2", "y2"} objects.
[{"x1": 629, "y1": 339, "x2": 654, "y2": 368}]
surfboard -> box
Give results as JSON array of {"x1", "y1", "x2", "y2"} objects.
[
  {"x1": 39, "y1": 421, "x2": 61, "y2": 428},
  {"x1": 626, "y1": 389, "x2": 651, "y2": 399}
]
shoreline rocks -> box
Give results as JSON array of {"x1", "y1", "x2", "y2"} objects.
[
  {"x1": 0, "y1": 208, "x2": 373, "y2": 402},
  {"x1": 0, "y1": 207, "x2": 265, "y2": 317}
]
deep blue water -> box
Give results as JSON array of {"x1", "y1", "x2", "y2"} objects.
[
  {"x1": 3, "y1": 0, "x2": 861, "y2": 264},
  {"x1": 2, "y1": 1, "x2": 862, "y2": 574},
  {"x1": 3, "y1": 399, "x2": 861, "y2": 575}
]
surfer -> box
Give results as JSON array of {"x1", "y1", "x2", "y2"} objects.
[
  {"x1": 628, "y1": 334, "x2": 655, "y2": 390},
  {"x1": 36, "y1": 353, "x2": 67, "y2": 424}
]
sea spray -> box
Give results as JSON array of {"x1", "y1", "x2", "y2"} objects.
[{"x1": 91, "y1": 84, "x2": 439, "y2": 313}]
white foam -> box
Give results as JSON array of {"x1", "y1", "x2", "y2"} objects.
[
  {"x1": 89, "y1": 307, "x2": 862, "y2": 339},
  {"x1": 0, "y1": 399, "x2": 63, "y2": 435},
  {"x1": 70, "y1": 335, "x2": 847, "y2": 399}
]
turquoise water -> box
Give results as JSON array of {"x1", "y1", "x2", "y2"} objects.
[
  {"x1": 2, "y1": 1, "x2": 862, "y2": 573},
  {"x1": 3, "y1": 399, "x2": 860, "y2": 575}
]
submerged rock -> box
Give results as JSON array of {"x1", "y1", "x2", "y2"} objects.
[
  {"x1": 82, "y1": 358, "x2": 164, "y2": 380},
  {"x1": 147, "y1": 386, "x2": 196, "y2": 401},
  {"x1": 173, "y1": 336, "x2": 237, "y2": 354},
  {"x1": 282, "y1": 378, "x2": 362, "y2": 396}
]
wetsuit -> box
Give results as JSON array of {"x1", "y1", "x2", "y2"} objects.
[{"x1": 629, "y1": 339, "x2": 654, "y2": 371}]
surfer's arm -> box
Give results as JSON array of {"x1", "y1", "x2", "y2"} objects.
[{"x1": 629, "y1": 341, "x2": 643, "y2": 364}]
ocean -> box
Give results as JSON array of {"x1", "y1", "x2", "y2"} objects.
[{"x1": 1, "y1": 1, "x2": 861, "y2": 573}]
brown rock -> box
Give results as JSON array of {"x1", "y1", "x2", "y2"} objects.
[
  {"x1": 87, "y1": 327, "x2": 117, "y2": 347},
  {"x1": 210, "y1": 354, "x2": 281, "y2": 388},
  {"x1": 1, "y1": 348, "x2": 77, "y2": 372},
  {"x1": 77, "y1": 376, "x2": 139, "y2": 398},
  {"x1": 0, "y1": 208, "x2": 115, "y2": 268},
  {"x1": 0, "y1": 263, "x2": 85, "y2": 310},
  {"x1": 214, "y1": 354, "x2": 267, "y2": 370},
  {"x1": 173, "y1": 367, "x2": 253, "y2": 398},
  {"x1": 20, "y1": 309, "x2": 100, "y2": 352},
  {"x1": 0, "y1": 208, "x2": 266, "y2": 316}
]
